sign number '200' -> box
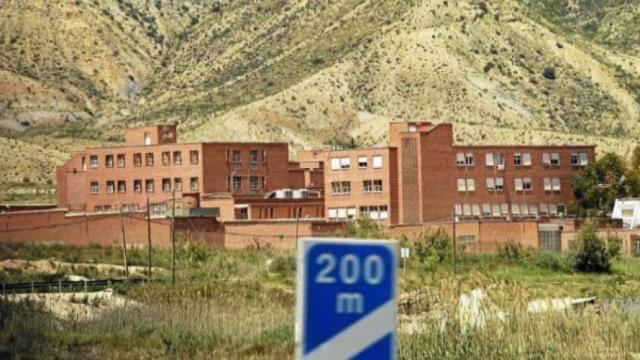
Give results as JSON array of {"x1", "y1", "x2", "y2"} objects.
[{"x1": 315, "y1": 253, "x2": 385, "y2": 314}]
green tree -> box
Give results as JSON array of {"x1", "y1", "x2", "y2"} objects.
[
  {"x1": 571, "y1": 153, "x2": 627, "y2": 214},
  {"x1": 572, "y1": 223, "x2": 612, "y2": 273},
  {"x1": 631, "y1": 145, "x2": 640, "y2": 170}
]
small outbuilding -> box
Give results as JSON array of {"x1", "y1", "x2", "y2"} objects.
[{"x1": 611, "y1": 199, "x2": 640, "y2": 229}]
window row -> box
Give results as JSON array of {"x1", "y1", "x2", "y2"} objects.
[
  {"x1": 454, "y1": 203, "x2": 567, "y2": 217},
  {"x1": 225, "y1": 149, "x2": 268, "y2": 170},
  {"x1": 328, "y1": 205, "x2": 389, "y2": 221},
  {"x1": 457, "y1": 177, "x2": 562, "y2": 192},
  {"x1": 456, "y1": 151, "x2": 589, "y2": 168},
  {"x1": 88, "y1": 150, "x2": 199, "y2": 169},
  {"x1": 330, "y1": 155, "x2": 383, "y2": 170},
  {"x1": 226, "y1": 175, "x2": 266, "y2": 191},
  {"x1": 331, "y1": 180, "x2": 383, "y2": 195},
  {"x1": 90, "y1": 177, "x2": 199, "y2": 194}
]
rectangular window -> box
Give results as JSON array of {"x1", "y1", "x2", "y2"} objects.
[
  {"x1": 482, "y1": 204, "x2": 491, "y2": 217},
  {"x1": 330, "y1": 157, "x2": 340, "y2": 170},
  {"x1": 174, "y1": 178, "x2": 182, "y2": 192},
  {"x1": 523, "y1": 153, "x2": 532, "y2": 166},
  {"x1": 359, "y1": 206, "x2": 369, "y2": 218},
  {"x1": 379, "y1": 205, "x2": 389, "y2": 220},
  {"x1": 328, "y1": 208, "x2": 338, "y2": 220},
  {"x1": 117, "y1": 154, "x2": 125, "y2": 168},
  {"x1": 173, "y1": 151, "x2": 182, "y2": 165},
  {"x1": 542, "y1": 153, "x2": 551, "y2": 165},
  {"x1": 332, "y1": 181, "x2": 341, "y2": 195},
  {"x1": 492, "y1": 204, "x2": 501, "y2": 217},
  {"x1": 463, "y1": 204, "x2": 472, "y2": 216},
  {"x1": 472, "y1": 204, "x2": 481, "y2": 217},
  {"x1": 90, "y1": 155, "x2": 98, "y2": 168},
  {"x1": 550, "y1": 152, "x2": 560, "y2": 166},
  {"x1": 466, "y1": 178, "x2": 475, "y2": 192},
  {"x1": 579, "y1": 152, "x2": 589, "y2": 166},
  {"x1": 145, "y1": 179, "x2": 154, "y2": 193},
  {"x1": 486, "y1": 177, "x2": 495, "y2": 191},
  {"x1": 145, "y1": 153, "x2": 154, "y2": 166},
  {"x1": 514, "y1": 153, "x2": 522, "y2": 166},
  {"x1": 523, "y1": 177, "x2": 532, "y2": 191},
  {"x1": 372, "y1": 155, "x2": 383, "y2": 169},
  {"x1": 515, "y1": 178, "x2": 523, "y2": 191},
  {"x1": 549, "y1": 203, "x2": 558, "y2": 215},
  {"x1": 191, "y1": 177, "x2": 199, "y2": 191},
  {"x1": 530, "y1": 204, "x2": 538, "y2": 216},
  {"x1": 495, "y1": 153, "x2": 505, "y2": 168},
  {"x1": 340, "y1": 157, "x2": 351, "y2": 170},
  {"x1": 250, "y1": 150, "x2": 258, "y2": 170},
  {"x1": 117, "y1": 180, "x2": 126, "y2": 193},
  {"x1": 162, "y1": 178, "x2": 171, "y2": 192},
  {"x1": 133, "y1": 153, "x2": 142, "y2": 167},
  {"x1": 485, "y1": 153, "x2": 494, "y2": 166},
  {"x1": 144, "y1": 132, "x2": 151, "y2": 145},
  {"x1": 501, "y1": 203, "x2": 509, "y2": 216},
  {"x1": 369, "y1": 206, "x2": 379, "y2": 220},
  {"x1": 570, "y1": 153, "x2": 579, "y2": 166},
  {"x1": 540, "y1": 203, "x2": 549, "y2": 215},
  {"x1": 233, "y1": 176, "x2": 242, "y2": 191},
  {"x1": 106, "y1": 155, "x2": 114, "y2": 168},
  {"x1": 162, "y1": 152, "x2": 170, "y2": 166},
  {"x1": 134, "y1": 180, "x2": 142, "y2": 193},
  {"x1": 106, "y1": 181, "x2": 115, "y2": 194},
  {"x1": 521, "y1": 203, "x2": 530, "y2": 216},
  {"x1": 363, "y1": 180, "x2": 373, "y2": 193},
  {"x1": 544, "y1": 178, "x2": 552, "y2": 191},
  {"x1": 250, "y1": 176, "x2": 260, "y2": 190},
  {"x1": 456, "y1": 152, "x2": 465, "y2": 166},
  {"x1": 358, "y1": 156, "x2": 368, "y2": 169},
  {"x1": 90, "y1": 181, "x2": 99, "y2": 194},
  {"x1": 457, "y1": 178, "x2": 467, "y2": 192},
  {"x1": 552, "y1": 178, "x2": 561, "y2": 191},
  {"x1": 373, "y1": 180, "x2": 383, "y2": 192},
  {"x1": 347, "y1": 207, "x2": 357, "y2": 220},
  {"x1": 190, "y1": 150, "x2": 199, "y2": 165},
  {"x1": 495, "y1": 177, "x2": 504, "y2": 191},
  {"x1": 337, "y1": 208, "x2": 347, "y2": 220},
  {"x1": 341, "y1": 181, "x2": 351, "y2": 195},
  {"x1": 454, "y1": 204, "x2": 462, "y2": 216},
  {"x1": 512, "y1": 203, "x2": 520, "y2": 216},
  {"x1": 466, "y1": 153, "x2": 475, "y2": 166}
]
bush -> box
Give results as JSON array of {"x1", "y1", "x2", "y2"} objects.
[
  {"x1": 414, "y1": 229, "x2": 453, "y2": 264},
  {"x1": 606, "y1": 233, "x2": 622, "y2": 259},
  {"x1": 572, "y1": 224, "x2": 612, "y2": 273},
  {"x1": 338, "y1": 218, "x2": 386, "y2": 239},
  {"x1": 542, "y1": 67, "x2": 557, "y2": 80},
  {"x1": 497, "y1": 239, "x2": 524, "y2": 261}
]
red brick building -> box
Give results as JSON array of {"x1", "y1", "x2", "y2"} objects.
[
  {"x1": 306, "y1": 121, "x2": 595, "y2": 225},
  {"x1": 57, "y1": 125, "x2": 322, "y2": 219}
]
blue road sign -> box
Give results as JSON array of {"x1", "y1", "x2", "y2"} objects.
[{"x1": 296, "y1": 238, "x2": 397, "y2": 360}]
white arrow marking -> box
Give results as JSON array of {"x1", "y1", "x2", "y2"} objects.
[{"x1": 303, "y1": 300, "x2": 395, "y2": 360}]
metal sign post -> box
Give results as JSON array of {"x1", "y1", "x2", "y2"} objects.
[
  {"x1": 400, "y1": 247, "x2": 410, "y2": 276},
  {"x1": 296, "y1": 237, "x2": 398, "y2": 360}
]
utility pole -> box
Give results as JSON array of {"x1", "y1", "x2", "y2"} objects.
[
  {"x1": 147, "y1": 197, "x2": 152, "y2": 281},
  {"x1": 295, "y1": 207, "x2": 300, "y2": 250},
  {"x1": 452, "y1": 206, "x2": 457, "y2": 274},
  {"x1": 120, "y1": 210, "x2": 129, "y2": 283},
  {"x1": 171, "y1": 190, "x2": 176, "y2": 286}
]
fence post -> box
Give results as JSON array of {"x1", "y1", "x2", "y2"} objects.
[
  {"x1": 58, "y1": 280, "x2": 61, "y2": 294},
  {"x1": 31, "y1": 282, "x2": 34, "y2": 294},
  {"x1": 84, "y1": 280, "x2": 88, "y2": 293}
]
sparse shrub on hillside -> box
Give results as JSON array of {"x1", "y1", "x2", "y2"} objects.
[
  {"x1": 483, "y1": 62, "x2": 494, "y2": 73},
  {"x1": 542, "y1": 67, "x2": 557, "y2": 80}
]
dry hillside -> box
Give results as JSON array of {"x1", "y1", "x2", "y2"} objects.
[{"x1": 0, "y1": 0, "x2": 639, "y2": 201}]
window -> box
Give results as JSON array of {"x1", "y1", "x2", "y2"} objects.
[
  {"x1": 458, "y1": 234, "x2": 476, "y2": 245},
  {"x1": 523, "y1": 177, "x2": 532, "y2": 191},
  {"x1": 90, "y1": 155, "x2": 98, "y2": 168},
  {"x1": 363, "y1": 180, "x2": 373, "y2": 193},
  {"x1": 191, "y1": 177, "x2": 199, "y2": 191},
  {"x1": 472, "y1": 204, "x2": 481, "y2": 217},
  {"x1": 482, "y1": 204, "x2": 491, "y2": 217},
  {"x1": 133, "y1": 153, "x2": 142, "y2": 167},
  {"x1": 570, "y1": 153, "x2": 579, "y2": 166},
  {"x1": 347, "y1": 207, "x2": 357, "y2": 220},
  {"x1": 463, "y1": 204, "x2": 471, "y2": 216},
  {"x1": 485, "y1": 153, "x2": 494, "y2": 166},
  {"x1": 542, "y1": 153, "x2": 551, "y2": 165},
  {"x1": 523, "y1": 153, "x2": 532, "y2": 166},
  {"x1": 454, "y1": 204, "x2": 463, "y2": 216},
  {"x1": 106, "y1": 155, "x2": 114, "y2": 168},
  {"x1": 174, "y1": 178, "x2": 182, "y2": 192},
  {"x1": 359, "y1": 206, "x2": 369, "y2": 218},
  {"x1": 162, "y1": 152, "x2": 170, "y2": 166},
  {"x1": 549, "y1": 203, "x2": 558, "y2": 215},
  {"x1": 550, "y1": 152, "x2": 560, "y2": 166},
  {"x1": 512, "y1": 203, "x2": 520, "y2": 216},
  {"x1": 530, "y1": 204, "x2": 538, "y2": 216},
  {"x1": 250, "y1": 176, "x2": 260, "y2": 190},
  {"x1": 90, "y1": 181, "x2": 99, "y2": 194},
  {"x1": 466, "y1": 178, "x2": 475, "y2": 192},
  {"x1": 514, "y1": 153, "x2": 522, "y2": 166},
  {"x1": 369, "y1": 206, "x2": 379, "y2": 220},
  {"x1": 330, "y1": 157, "x2": 340, "y2": 170},
  {"x1": 457, "y1": 178, "x2": 467, "y2": 192},
  {"x1": 495, "y1": 177, "x2": 504, "y2": 191},
  {"x1": 145, "y1": 153, "x2": 154, "y2": 166},
  {"x1": 162, "y1": 178, "x2": 171, "y2": 192},
  {"x1": 540, "y1": 203, "x2": 549, "y2": 215},
  {"x1": 379, "y1": 205, "x2": 388, "y2": 220},
  {"x1": 515, "y1": 178, "x2": 523, "y2": 191},
  {"x1": 501, "y1": 203, "x2": 509, "y2": 216},
  {"x1": 373, "y1": 180, "x2": 383, "y2": 192},
  {"x1": 173, "y1": 151, "x2": 182, "y2": 165},
  {"x1": 134, "y1": 180, "x2": 142, "y2": 193},
  {"x1": 495, "y1": 153, "x2": 505, "y2": 168},
  {"x1": 457, "y1": 153, "x2": 474, "y2": 166},
  {"x1": 332, "y1": 182, "x2": 341, "y2": 195},
  {"x1": 250, "y1": 150, "x2": 258, "y2": 170},
  {"x1": 486, "y1": 177, "x2": 495, "y2": 191},
  {"x1": 233, "y1": 176, "x2": 242, "y2": 191},
  {"x1": 106, "y1": 181, "x2": 115, "y2": 194},
  {"x1": 579, "y1": 152, "x2": 588, "y2": 166},
  {"x1": 521, "y1": 203, "x2": 529, "y2": 216},
  {"x1": 544, "y1": 178, "x2": 552, "y2": 191},
  {"x1": 558, "y1": 204, "x2": 566, "y2": 216},
  {"x1": 456, "y1": 153, "x2": 465, "y2": 166},
  {"x1": 372, "y1": 155, "x2": 383, "y2": 169},
  {"x1": 144, "y1": 132, "x2": 151, "y2": 145},
  {"x1": 341, "y1": 181, "x2": 351, "y2": 194},
  {"x1": 340, "y1": 157, "x2": 351, "y2": 170},
  {"x1": 145, "y1": 179, "x2": 154, "y2": 193},
  {"x1": 117, "y1": 154, "x2": 125, "y2": 168},
  {"x1": 466, "y1": 153, "x2": 475, "y2": 166},
  {"x1": 358, "y1": 156, "x2": 368, "y2": 169},
  {"x1": 328, "y1": 208, "x2": 338, "y2": 220},
  {"x1": 117, "y1": 180, "x2": 126, "y2": 193},
  {"x1": 552, "y1": 178, "x2": 561, "y2": 191},
  {"x1": 539, "y1": 230, "x2": 561, "y2": 252},
  {"x1": 492, "y1": 204, "x2": 501, "y2": 217},
  {"x1": 190, "y1": 150, "x2": 199, "y2": 165}
]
